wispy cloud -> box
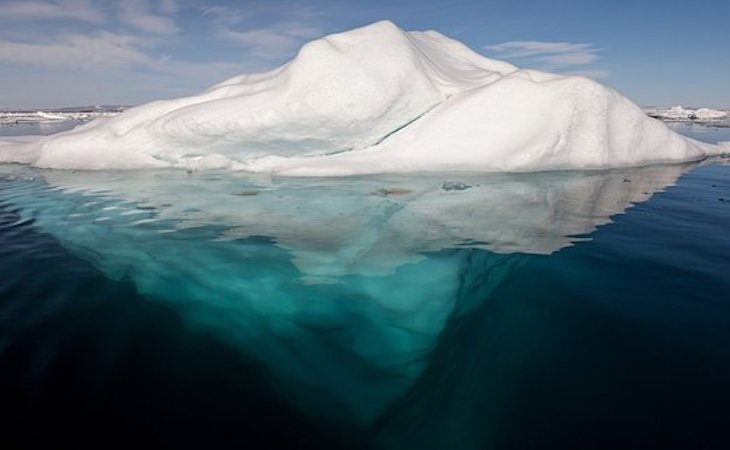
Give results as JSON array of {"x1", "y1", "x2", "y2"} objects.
[
  {"x1": 0, "y1": 0, "x2": 268, "y2": 105},
  {"x1": 201, "y1": 5, "x2": 249, "y2": 25},
  {"x1": 119, "y1": 0, "x2": 179, "y2": 35},
  {"x1": 223, "y1": 23, "x2": 323, "y2": 59},
  {"x1": 0, "y1": 0, "x2": 106, "y2": 24},
  {"x1": 0, "y1": 33, "x2": 155, "y2": 69},
  {"x1": 0, "y1": 31, "x2": 254, "y2": 89},
  {"x1": 202, "y1": 5, "x2": 324, "y2": 62},
  {"x1": 484, "y1": 40, "x2": 606, "y2": 76}
]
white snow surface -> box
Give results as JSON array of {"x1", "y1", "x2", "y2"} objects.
[{"x1": 0, "y1": 20, "x2": 723, "y2": 174}]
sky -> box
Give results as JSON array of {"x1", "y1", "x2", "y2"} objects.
[{"x1": 0, "y1": 0, "x2": 728, "y2": 109}]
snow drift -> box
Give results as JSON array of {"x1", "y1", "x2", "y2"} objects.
[{"x1": 0, "y1": 20, "x2": 723, "y2": 174}]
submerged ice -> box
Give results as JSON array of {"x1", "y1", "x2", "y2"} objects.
[
  {"x1": 0, "y1": 20, "x2": 724, "y2": 173},
  {"x1": 0, "y1": 163, "x2": 696, "y2": 424}
]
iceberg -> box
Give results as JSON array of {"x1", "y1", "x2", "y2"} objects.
[{"x1": 0, "y1": 21, "x2": 723, "y2": 173}]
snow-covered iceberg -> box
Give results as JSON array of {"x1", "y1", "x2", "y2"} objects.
[{"x1": 0, "y1": 21, "x2": 723, "y2": 174}]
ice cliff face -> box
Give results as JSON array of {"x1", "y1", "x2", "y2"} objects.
[{"x1": 0, "y1": 20, "x2": 723, "y2": 173}]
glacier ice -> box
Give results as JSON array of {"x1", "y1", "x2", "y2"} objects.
[{"x1": 0, "y1": 20, "x2": 724, "y2": 173}]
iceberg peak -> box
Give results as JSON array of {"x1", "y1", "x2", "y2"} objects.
[{"x1": 0, "y1": 21, "x2": 722, "y2": 173}]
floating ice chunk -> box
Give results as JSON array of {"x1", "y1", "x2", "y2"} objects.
[
  {"x1": 34, "y1": 111, "x2": 69, "y2": 121},
  {"x1": 695, "y1": 108, "x2": 728, "y2": 120},
  {"x1": 0, "y1": 21, "x2": 722, "y2": 173},
  {"x1": 653, "y1": 105, "x2": 728, "y2": 121}
]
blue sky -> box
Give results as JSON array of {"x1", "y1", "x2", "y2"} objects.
[{"x1": 0, "y1": 0, "x2": 728, "y2": 108}]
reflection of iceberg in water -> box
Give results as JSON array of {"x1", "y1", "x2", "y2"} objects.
[{"x1": 0, "y1": 162, "x2": 694, "y2": 425}]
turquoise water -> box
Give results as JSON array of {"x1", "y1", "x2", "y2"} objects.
[{"x1": 1, "y1": 123, "x2": 729, "y2": 449}]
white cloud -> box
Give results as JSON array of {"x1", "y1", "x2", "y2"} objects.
[
  {"x1": 223, "y1": 22, "x2": 323, "y2": 58},
  {"x1": 0, "y1": 33, "x2": 155, "y2": 69},
  {"x1": 201, "y1": 4, "x2": 324, "y2": 61},
  {"x1": 201, "y1": 6, "x2": 249, "y2": 25},
  {"x1": 0, "y1": 2, "x2": 321, "y2": 107},
  {"x1": 0, "y1": 0, "x2": 106, "y2": 24},
  {"x1": 119, "y1": 0, "x2": 179, "y2": 35},
  {"x1": 484, "y1": 40, "x2": 604, "y2": 72},
  {"x1": 485, "y1": 41, "x2": 595, "y2": 58},
  {"x1": 0, "y1": 31, "x2": 256, "y2": 88}
]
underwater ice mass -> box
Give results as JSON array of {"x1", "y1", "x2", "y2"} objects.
[
  {"x1": 0, "y1": 160, "x2": 699, "y2": 425},
  {"x1": 0, "y1": 20, "x2": 724, "y2": 173}
]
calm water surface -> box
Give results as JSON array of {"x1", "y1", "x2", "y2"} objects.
[
  {"x1": 1, "y1": 122, "x2": 729, "y2": 449},
  {"x1": 0, "y1": 120, "x2": 79, "y2": 136}
]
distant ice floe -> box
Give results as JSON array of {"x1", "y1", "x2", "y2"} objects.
[
  {"x1": 645, "y1": 105, "x2": 729, "y2": 125},
  {"x1": 0, "y1": 21, "x2": 725, "y2": 174},
  {"x1": 0, "y1": 107, "x2": 125, "y2": 125}
]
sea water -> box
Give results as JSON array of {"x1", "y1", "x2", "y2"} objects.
[{"x1": 1, "y1": 122, "x2": 729, "y2": 449}]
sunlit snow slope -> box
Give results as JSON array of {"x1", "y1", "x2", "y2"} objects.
[{"x1": 0, "y1": 20, "x2": 723, "y2": 173}]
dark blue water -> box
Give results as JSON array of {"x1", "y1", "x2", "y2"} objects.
[{"x1": 1, "y1": 123, "x2": 729, "y2": 449}]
